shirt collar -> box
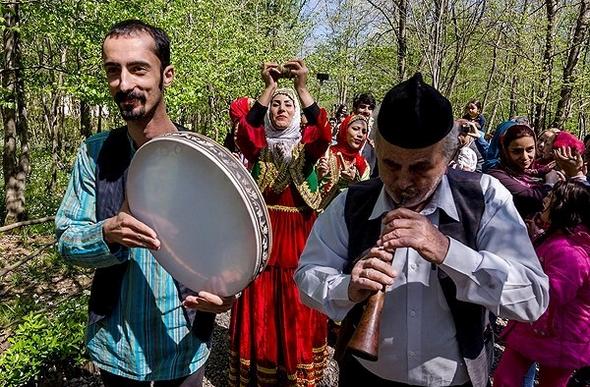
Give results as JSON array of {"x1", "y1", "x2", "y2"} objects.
[
  {"x1": 126, "y1": 129, "x2": 138, "y2": 155},
  {"x1": 368, "y1": 175, "x2": 460, "y2": 222}
]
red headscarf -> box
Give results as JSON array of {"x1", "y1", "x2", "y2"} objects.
[
  {"x1": 229, "y1": 97, "x2": 253, "y2": 125},
  {"x1": 330, "y1": 114, "x2": 369, "y2": 175}
]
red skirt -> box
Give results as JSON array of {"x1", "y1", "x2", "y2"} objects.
[{"x1": 229, "y1": 193, "x2": 328, "y2": 386}]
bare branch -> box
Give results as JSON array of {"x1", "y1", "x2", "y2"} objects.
[{"x1": 0, "y1": 215, "x2": 55, "y2": 233}]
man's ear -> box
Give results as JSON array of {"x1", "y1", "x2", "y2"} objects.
[{"x1": 162, "y1": 65, "x2": 174, "y2": 88}]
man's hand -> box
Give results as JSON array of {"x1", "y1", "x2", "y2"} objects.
[
  {"x1": 348, "y1": 247, "x2": 396, "y2": 303},
  {"x1": 102, "y1": 199, "x2": 160, "y2": 250},
  {"x1": 183, "y1": 291, "x2": 238, "y2": 313},
  {"x1": 379, "y1": 208, "x2": 450, "y2": 265}
]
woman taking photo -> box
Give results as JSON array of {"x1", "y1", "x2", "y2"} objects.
[
  {"x1": 493, "y1": 179, "x2": 590, "y2": 387},
  {"x1": 316, "y1": 114, "x2": 370, "y2": 210},
  {"x1": 230, "y1": 60, "x2": 331, "y2": 386}
]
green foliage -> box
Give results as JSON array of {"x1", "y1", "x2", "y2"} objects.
[
  {"x1": 25, "y1": 149, "x2": 74, "y2": 219},
  {"x1": 12, "y1": 0, "x2": 309, "y2": 148},
  {"x1": 0, "y1": 296, "x2": 88, "y2": 387},
  {"x1": 306, "y1": 0, "x2": 590, "y2": 134}
]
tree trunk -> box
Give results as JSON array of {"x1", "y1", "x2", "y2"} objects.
[
  {"x1": 490, "y1": 64, "x2": 510, "y2": 130},
  {"x1": 397, "y1": 0, "x2": 408, "y2": 81},
  {"x1": 207, "y1": 83, "x2": 216, "y2": 140},
  {"x1": 2, "y1": 1, "x2": 28, "y2": 224},
  {"x1": 430, "y1": 0, "x2": 448, "y2": 90},
  {"x1": 552, "y1": 0, "x2": 590, "y2": 128},
  {"x1": 80, "y1": 100, "x2": 92, "y2": 138},
  {"x1": 97, "y1": 105, "x2": 103, "y2": 133},
  {"x1": 533, "y1": 0, "x2": 557, "y2": 131},
  {"x1": 482, "y1": 31, "x2": 502, "y2": 113}
]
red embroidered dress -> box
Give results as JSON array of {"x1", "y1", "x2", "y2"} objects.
[
  {"x1": 318, "y1": 114, "x2": 370, "y2": 210},
  {"x1": 229, "y1": 102, "x2": 331, "y2": 386}
]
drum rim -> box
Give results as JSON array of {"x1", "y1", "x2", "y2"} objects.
[{"x1": 127, "y1": 131, "x2": 272, "y2": 293}]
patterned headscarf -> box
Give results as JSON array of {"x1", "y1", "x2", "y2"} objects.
[
  {"x1": 264, "y1": 88, "x2": 302, "y2": 163},
  {"x1": 331, "y1": 114, "x2": 370, "y2": 175}
]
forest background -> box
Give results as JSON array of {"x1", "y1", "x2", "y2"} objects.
[{"x1": 1, "y1": 0, "x2": 590, "y2": 385}]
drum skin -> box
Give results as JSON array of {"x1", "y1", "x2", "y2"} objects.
[{"x1": 127, "y1": 131, "x2": 271, "y2": 297}]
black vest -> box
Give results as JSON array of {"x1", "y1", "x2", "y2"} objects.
[
  {"x1": 341, "y1": 169, "x2": 492, "y2": 386},
  {"x1": 89, "y1": 126, "x2": 215, "y2": 342}
]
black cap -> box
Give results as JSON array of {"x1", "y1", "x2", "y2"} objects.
[{"x1": 377, "y1": 73, "x2": 453, "y2": 149}]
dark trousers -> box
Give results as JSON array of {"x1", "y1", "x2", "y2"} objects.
[
  {"x1": 100, "y1": 365, "x2": 205, "y2": 387},
  {"x1": 338, "y1": 352, "x2": 473, "y2": 387}
]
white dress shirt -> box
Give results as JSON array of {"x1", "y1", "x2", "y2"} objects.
[{"x1": 295, "y1": 174, "x2": 549, "y2": 386}]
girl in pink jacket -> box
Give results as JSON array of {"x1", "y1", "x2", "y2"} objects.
[{"x1": 493, "y1": 179, "x2": 590, "y2": 387}]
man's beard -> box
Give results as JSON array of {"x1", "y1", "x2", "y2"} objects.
[
  {"x1": 115, "y1": 76, "x2": 164, "y2": 121},
  {"x1": 115, "y1": 90, "x2": 148, "y2": 121},
  {"x1": 388, "y1": 177, "x2": 442, "y2": 211}
]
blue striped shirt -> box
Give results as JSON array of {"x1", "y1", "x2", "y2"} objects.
[{"x1": 55, "y1": 131, "x2": 209, "y2": 381}]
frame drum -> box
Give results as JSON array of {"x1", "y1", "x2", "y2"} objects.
[{"x1": 126, "y1": 131, "x2": 271, "y2": 297}]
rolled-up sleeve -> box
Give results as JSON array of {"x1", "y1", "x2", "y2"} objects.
[
  {"x1": 439, "y1": 175, "x2": 549, "y2": 321},
  {"x1": 294, "y1": 192, "x2": 357, "y2": 321},
  {"x1": 55, "y1": 142, "x2": 127, "y2": 268}
]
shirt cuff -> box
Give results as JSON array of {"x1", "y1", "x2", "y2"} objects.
[
  {"x1": 439, "y1": 237, "x2": 483, "y2": 280},
  {"x1": 328, "y1": 275, "x2": 357, "y2": 320},
  {"x1": 99, "y1": 221, "x2": 129, "y2": 263}
]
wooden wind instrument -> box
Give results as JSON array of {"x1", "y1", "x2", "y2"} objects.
[
  {"x1": 346, "y1": 202, "x2": 403, "y2": 361},
  {"x1": 345, "y1": 288, "x2": 385, "y2": 361}
]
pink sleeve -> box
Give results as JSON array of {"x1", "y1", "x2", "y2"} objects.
[
  {"x1": 302, "y1": 108, "x2": 332, "y2": 162},
  {"x1": 542, "y1": 243, "x2": 588, "y2": 306}
]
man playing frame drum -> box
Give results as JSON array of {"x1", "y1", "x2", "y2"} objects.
[
  {"x1": 55, "y1": 20, "x2": 234, "y2": 386},
  {"x1": 295, "y1": 73, "x2": 549, "y2": 387}
]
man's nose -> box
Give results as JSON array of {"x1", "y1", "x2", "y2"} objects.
[
  {"x1": 119, "y1": 69, "x2": 134, "y2": 92},
  {"x1": 397, "y1": 172, "x2": 413, "y2": 191}
]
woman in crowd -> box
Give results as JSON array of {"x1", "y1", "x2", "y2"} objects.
[
  {"x1": 229, "y1": 59, "x2": 331, "y2": 386},
  {"x1": 482, "y1": 116, "x2": 529, "y2": 172},
  {"x1": 462, "y1": 99, "x2": 489, "y2": 158},
  {"x1": 487, "y1": 124, "x2": 558, "y2": 221},
  {"x1": 462, "y1": 99, "x2": 486, "y2": 131},
  {"x1": 536, "y1": 128, "x2": 560, "y2": 168},
  {"x1": 316, "y1": 114, "x2": 370, "y2": 210},
  {"x1": 493, "y1": 179, "x2": 590, "y2": 387},
  {"x1": 453, "y1": 119, "x2": 484, "y2": 172}
]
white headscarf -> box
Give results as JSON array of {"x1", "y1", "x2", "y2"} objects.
[
  {"x1": 264, "y1": 88, "x2": 302, "y2": 163},
  {"x1": 456, "y1": 146, "x2": 478, "y2": 172}
]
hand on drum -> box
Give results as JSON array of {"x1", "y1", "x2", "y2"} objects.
[
  {"x1": 379, "y1": 208, "x2": 449, "y2": 265},
  {"x1": 102, "y1": 199, "x2": 161, "y2": 250},
  {"x1": 348, "y1": 247, "x2": 396, "y2": 303},
  {"x1": 183, "y1": 291, "x2": 238, "y2": 313}
]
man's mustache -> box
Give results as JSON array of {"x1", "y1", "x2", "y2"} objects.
[{"x1": 115, "y1": 91, "x2": 146, "y2": 104}]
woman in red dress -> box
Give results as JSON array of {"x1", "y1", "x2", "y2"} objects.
[
  {"x1": 229, "y1": 60, "x2": 331, "y2": 386},
  {"x1": 316, "y1": 114, "x2": 370, "y2": 210}
]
